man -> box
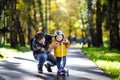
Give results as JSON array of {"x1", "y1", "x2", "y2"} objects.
[{"x1": 30, "y1": 32, "x2": 56, "y2": 73}]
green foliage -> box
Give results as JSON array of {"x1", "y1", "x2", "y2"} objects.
[
  {"x1": 97, "y1": 61, "x2": 120, "y2": 80},
  {"x1": 0, "y1": 44, "x2": 30, "y2": 51},
  {"x1": 82, "y1": 47, "x2": 120, "y2": 80},
  {"x1": 16, "y1": 45, "x2": 30, "y2": 52},
  {"x1": 82, "y1": 47, "x2": 120, "y2": 61},
  {"x1": 0, "y1": 44, "x2": 11, "y2": 48},
  {"x1": 0, "y1": 44, "x2": 11, "y2": 60},
  {"x1": 0, "y1": 54, "x2": 4, "y2": 58}
]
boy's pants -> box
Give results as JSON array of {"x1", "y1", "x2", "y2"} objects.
[{"x1": 56, "y1": 56, "x2": 66, "y2": 70}]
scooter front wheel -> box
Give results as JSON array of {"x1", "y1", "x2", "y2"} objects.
[{"x1": 66, "y1": 69, "x2": 69, "y2": 76}]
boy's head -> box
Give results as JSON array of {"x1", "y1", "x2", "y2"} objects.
[
  {"x1": 35, "y1": 32, "x2": 45, "y2": 44},
  {"x1": 54, "y1": 30, "x2": 64, "y2": 42}
]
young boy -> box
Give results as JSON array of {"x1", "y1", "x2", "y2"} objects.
[
  {"x1": 50, "y1": 30, "x2": 70, "y2": 73},
  {"x1": 32, "y1": 32, "x2": 56, "y2": 73}
]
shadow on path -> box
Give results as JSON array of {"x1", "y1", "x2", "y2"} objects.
[
  {"x1": 0, "y1": 46, "x2": 112, "y2": 80},
  {"x1": 14, "y1": 57, "x2": 36, "y2": 62},
  {"x1": 0, "y1": 76, "x2": 5, "y2": 80},
  {"x1": 0, "y1": 60, "x2": 36, "y2": 75}
]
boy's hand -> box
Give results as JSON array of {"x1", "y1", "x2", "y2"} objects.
[
  {"x1": 63, "y1": 36, "x2": 70, "y2": 44},
  {"x1": 53, "y1": 42, "x2": 59, "y2": 48},
  {"x1": 63, "y1": 42, "x2": 69, "y2": 44},
  {"x1": 48, "y1": 42, "x2": 58, "y2": 51}
]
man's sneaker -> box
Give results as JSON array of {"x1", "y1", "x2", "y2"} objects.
[
  {"x1": 38, "y1": 68, "x2": 43, "y2": 74},
  {"x1": 45, "y1": 64, "x2": 52, "y2": 72}
]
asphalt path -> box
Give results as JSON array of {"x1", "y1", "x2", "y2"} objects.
[{"x1": 0, "y1": 46, "x2": 112, "y2": 80}]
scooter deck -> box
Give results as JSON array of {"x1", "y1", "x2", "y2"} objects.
[
  {"x1": 57, "y1": 72, "x2": 66, "y2": 76},
  {"x1": 57, "y1": 70, "x2": 69, "y2": 76}
]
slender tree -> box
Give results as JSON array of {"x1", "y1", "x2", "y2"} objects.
[
  {"x1": 87, "y1": 0, "x2": 96, "y2": 47},
  {"x1": 109, "y1": 0, "x2": 120, "y2": 50},
  {"x1": 10, "y1": 0, "x2": 18, "y2": 48},
  {"x1": 33, "y1": 0, "x2": 37, "y2": 31},
  {"x1": 96, "y1": 0, "x2": 103, "y2": 47},
  {"x1": 16, "y1": 14, "x2": 25, "y2": 46},
  {"x1": 37, "y1": 0, "x2": 46, "y2": 33}
]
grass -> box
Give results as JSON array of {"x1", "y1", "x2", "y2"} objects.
[
  {"x1": 0, "y1": 44, "x2": 30, "y2": 52},
  {"x1": 0, "y1": 48, "x2": 18, "y2": 60},
  {"x1": 17, "y1": 45, "x2": 31, "y2": 52},
  {"x1": 0, "y1": 44, "x2": 30, "y2": 60},
  {"x1": 82, "y1": 47, "x2": 120, "y2": 80}
]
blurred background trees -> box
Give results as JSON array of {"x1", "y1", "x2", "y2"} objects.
[{"x1": 0, "y1": 0, "x2": 120, "y2": 51}]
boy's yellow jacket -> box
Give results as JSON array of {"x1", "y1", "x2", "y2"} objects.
[{"x1": 53, "y1": 41, "x2": 70, "y2": 57}]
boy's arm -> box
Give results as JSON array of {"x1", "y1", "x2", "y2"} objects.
[
  {"x1": 48, "y1": 42, "x2": 58, "y2": 52},
  {"x1": 63, "y1": 37, "x2": 70, "y2": 48}
]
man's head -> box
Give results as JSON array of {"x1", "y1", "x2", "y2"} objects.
[{"x1": 35, "y1": 32, "x2": 45, "y2": 44}]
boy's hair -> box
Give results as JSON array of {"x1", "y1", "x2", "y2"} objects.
[{"x1": 35, "y1": 32, "x2": 45, "y2": 41}]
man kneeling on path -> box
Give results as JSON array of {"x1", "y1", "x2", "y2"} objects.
[{"x1": 30, "y1": 32, "x2": 56, "y2": 73}]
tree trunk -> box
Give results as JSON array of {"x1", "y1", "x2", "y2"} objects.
[
  {"x1": 10, "y1": 0, "x2": 18, "y2": 48},
  {"x1": 33, "y1": 0, "x2": 37, "y2": 31},
  {"x1": 37, "y1": 0, "x2": 46, "y2": 33},
  {"x1": 27, "y1": 13, "x2": 32, "y2": 44},
  {"x1": 45, "y1": 0, "x2": 48, "y2": 33},
  {"x1": 26, "y1": 0, "x2": 33, "y2": 44},
  {"x1": 16, "y1": 14, "x2": 25, "y2": 46},
  {"x1": 87, "y1": 0, "x2": 96, "y2": 47},
  {"x1": 10, "y1": 13, "x2": 18, "y2": 48},
  {"x1": 96, "y1": 0, "x2": 103, "y2": 47},
  {"x1": 109, "y1": 0, "x2": 120, "y2": 50}
]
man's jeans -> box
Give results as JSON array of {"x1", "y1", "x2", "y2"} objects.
[
  {"x1": 34, "y1": 53, "x2": 56, "y2": 69},
  {"x1": 34, "y1": 53, "x2": 47, "y2": 69}
]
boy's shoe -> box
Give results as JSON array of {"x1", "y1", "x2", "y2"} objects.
[
  {"x1": 45, "y1": 64, "x2": 52, "y2": 72},
  {"x1": 61, "y1": 69, "x2": 67, "y2": 73},
  {"x1": 58, "y1": 69, "x2": 66, "y2": 73},
  {"x1": 38, "y1": 68, "x2": 43, "y2": 74}
]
